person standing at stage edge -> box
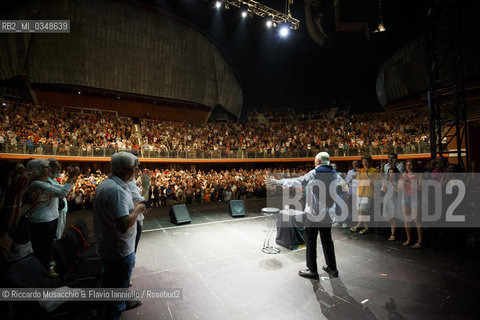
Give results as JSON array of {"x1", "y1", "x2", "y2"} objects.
[
  {"x1": 93, "y1": 152, "x2": 147, "y2": 320},
  {"x1": 267, "y1": 152, "x2": 339, "y2": 279}
]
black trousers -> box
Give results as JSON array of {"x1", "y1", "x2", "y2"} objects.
[
  {"x1": 31, "y1": 219, "x2": 58, "y2": 270},
  {"x1": 134, "y1": 220, "x2": 143, "y2": 253},
  {"x1": 305, "y1": 226, "x2": 337, "y2": 273}
]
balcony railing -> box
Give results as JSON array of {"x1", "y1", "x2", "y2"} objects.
[{"x1": 0, "y1": 141, "x2": 431, "y2": 159}]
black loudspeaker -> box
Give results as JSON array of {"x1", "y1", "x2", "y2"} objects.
[
  {"x1": 229, "y1": 200, "x2": 246, "y2": 217},
  {"x1": 169, "y1": 204, "x2": 191, "y2": 225}
]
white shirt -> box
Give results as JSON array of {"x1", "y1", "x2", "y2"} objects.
[
  {"x1": 384, "y1": 162, "x2": 405, "y2": 174},
  {"x1": 28, "y1": 180, "x2": 73, "y2": 223},
  {"x1": 93, "y1": 175, "x2": 136, "y2": 259}
]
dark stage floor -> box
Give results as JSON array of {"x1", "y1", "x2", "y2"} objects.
[{"x1": 67, "y1": 199, "x2": 479, "y2": 320}]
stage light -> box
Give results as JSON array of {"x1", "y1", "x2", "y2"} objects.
[
  {"x1": 2, "y1": 102, "x2": 6, "y2": 106},
  {"x1": 279, "y1": 24, "x2": 290, "y2": 37},
  {"x1": 78, "y1": 91, "x2": 81, "y2": 94},
  {"x1": 373, "y1": 0, "x2": 386, "y2": 33},
  {"x1": 266, "y1": 17, "x2": 273, "y2": 28},
  {"x1": 241, "y1": 4, "x2": 248, "y2": 18},
  {"x1": 203, "y1": 0, "x2": 300, "y2": 30},
  {"x1": 373, "y1": 21, "x2": 386, "y2": 33}
]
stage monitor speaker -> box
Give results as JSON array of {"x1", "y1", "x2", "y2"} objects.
[
  {"x1": 229, "y1": 200, "x2": 246, "y2": 217},
  {"x1": 169, "y1": 204, "x2": 191, "y2": 225}
]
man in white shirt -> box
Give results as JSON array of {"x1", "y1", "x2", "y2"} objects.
[
  {"x1": 384, "y1": 153, "x2": 405, "y2": 173},
  {"x1": 93, "y1": 152, "x2": 146, "y2": 320},
  {"x1": 268, "y1": 152, "x2": 339, "y2": 279}
]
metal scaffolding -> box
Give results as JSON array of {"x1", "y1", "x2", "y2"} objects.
[
  {"x1": 222, "y1": 0, "x2": 300, "y2": 30},
  {"x1": 426, "y1": 0, "x2": 470, "y2": 171}
]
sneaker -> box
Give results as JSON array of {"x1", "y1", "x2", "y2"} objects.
[
  {"x1": 332, "y1": 222, "x2": 341, "y2": 228},
  {"x1": 342, "y1": 223, "x2": 348, "y2": 229}
]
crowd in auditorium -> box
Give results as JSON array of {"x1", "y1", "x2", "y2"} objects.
[
  {"x1": 65, "y1": 167, "x2": 308, "y2": 211},
  {"x1": 1, "y1": 97, "x2": 430, "y2": 156}
]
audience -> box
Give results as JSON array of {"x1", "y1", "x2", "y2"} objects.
[{"x1": 1, "y1": 97, "x2": 430, "y2": 156}]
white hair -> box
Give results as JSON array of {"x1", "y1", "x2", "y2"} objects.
[
  {"x1": 26, "y1": 158, "x2": 49, "y2": 178},
  {"x1": 111, "y1": 152, "x2": 137, "y2": 175},
  {"x1": 315, "y1": 152, "x2": 330, "y2": 165}
]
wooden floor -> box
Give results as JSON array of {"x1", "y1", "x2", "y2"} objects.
[{"x1": 67, "y1": 199, "x2": 479, "y2": 320}]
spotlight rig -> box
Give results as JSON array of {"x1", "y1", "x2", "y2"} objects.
[{"x1": 218, "y1": 0, "x2": 300, "y2": 30}]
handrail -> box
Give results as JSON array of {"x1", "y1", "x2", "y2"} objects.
[{"x1": 0, "y1": 141, "x2": 432, "y2": 159}]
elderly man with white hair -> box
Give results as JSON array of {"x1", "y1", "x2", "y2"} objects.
[
  {"x1": 93, "y1": 151, "x2": 147, "y2": 320},
  {"x1": 267, "y1": 151, "x2": 339, "y2": 279},
  {"x1": 27, "y1": 158, "x2": 80, "y2": 271}
]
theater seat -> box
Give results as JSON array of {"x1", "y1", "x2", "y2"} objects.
[{"x1": 52, "y1": 219, "x2": 101, "y2": 284}]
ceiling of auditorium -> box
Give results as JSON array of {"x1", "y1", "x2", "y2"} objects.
[{"x1": 138, "y1": 0, "x2": 430, "y2": 113}]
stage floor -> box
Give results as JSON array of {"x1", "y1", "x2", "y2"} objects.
[{"x1": 67, "y1": 199, "x2": 479, "y2": 320}]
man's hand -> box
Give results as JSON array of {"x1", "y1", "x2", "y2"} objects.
[
  {"x1": 265, "y1": 178, "x2": 278, "y2": 187},
  {"x1": 117, "y1": 202, "x2": 147, "y2": 234},
  {"x1": 141, "y1": 172, "x2": 151, "y2": 184},
  {"x1": 134, "y1": 202, "x2": 147, "y2": 215}
]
